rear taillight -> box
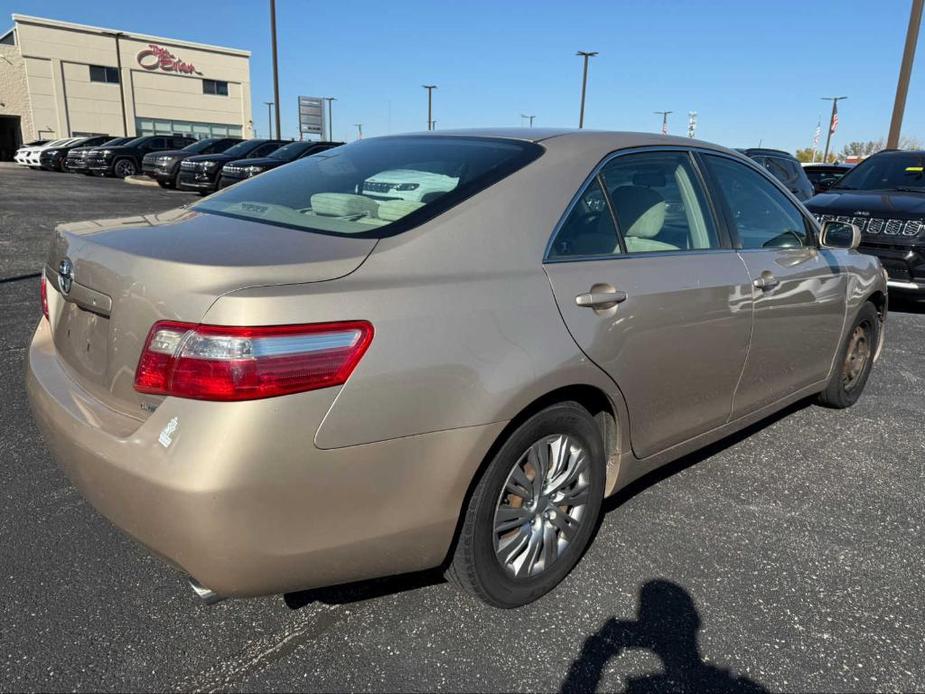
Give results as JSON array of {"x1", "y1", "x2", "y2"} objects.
[
  {"x1": 134, "y1": 321, "x2": 373, "y2": 401},
  {"x1": 41, "y1": 273, "x2": 49, "y2": 320}
]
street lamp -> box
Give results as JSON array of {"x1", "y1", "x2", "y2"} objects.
[
  {"x1": 687, "y1": 111, "x2": 697, "y2": 138},
  {"x1": 521, "y1": 113, "x2": 536, "y2": 127},
  {"x1": 263, "y1": 101, "x2": 275, "y2": 139},
  {"x1": 354, "y1": 123, "x2": 363, "y2": 140},
  {"x1": 269, "y1": 0, "x2": 281, "y2": 143},
  {"x1": 654, "y1": 110, "x2": 672, "y2": 135},
  {"x1": 422, "y1": 85, "x2": 437, "y2": 130},
  {"x1": 576, "y1": 51, "x2": 598, "y2": 128},
  {"x1": 324, "y1": 97, "x2": 336, "y2": 141}
]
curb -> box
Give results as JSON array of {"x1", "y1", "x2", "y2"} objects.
[{"x1": 124, "y1": 175, "x2": 159, "y2": 188}]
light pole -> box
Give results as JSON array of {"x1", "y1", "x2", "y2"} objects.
[
  {"x1": 687, "y1": 111, "x2": 697, "y2": 138},
  {"x1": 422, "y1": 85, "x2": 437, "y2": 130},
  {"x1": 324, "y1": 97, "x2": 336, "y2": 141},
  {"x1": 264, "y1": 101, "x2": 275, "y2": 139},
  {"x1": 521, "y1": 113, "x2": 536, "y2": 127},
  {"x1": 654, "y1": 110, "x2": 672, "y2": 135},
  {"x1": 888, "y1": 0, "x2": 923, "y2": 148},
  {"x1": 576, "y1": 51, "x2": 598, "y2": 128},
  {"x1": 269, "y1": 0, "x2": 281, "y2": 143},
  {"x1": 821, "y1": 96, "x2": 847, "y2": 161},
  {"x1": 354, "y1": 123, "x2": 363, "y2": 140}
]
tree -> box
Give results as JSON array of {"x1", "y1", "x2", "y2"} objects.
[
  {"x1": 795, "y1": 148, "x2": 836, "y2": 163},
  {"x1": 841, "y1": 136, "x2": 922, "y2": 159}
]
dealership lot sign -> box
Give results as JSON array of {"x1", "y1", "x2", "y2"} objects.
[{"x1": 137, "y1": 44, "x2": 202, "y2": 75}]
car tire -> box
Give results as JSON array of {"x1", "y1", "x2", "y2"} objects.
[
  {"x1": 446, "y1": 401, "x2": 605, "y2": 608},
  {"x1": 113, "y1": 158, "x2": 137, "y2": 178},
  {"x1": 816, "y1": 301, "x2": 879, "y2": 409}
]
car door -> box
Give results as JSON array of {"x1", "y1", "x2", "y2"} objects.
[
  {"x1": 544, "y1": 149, "x2": 754, "y2": 459},
  {"x1": 699, "y1": 153, "x2": 847, "y2": 417}
]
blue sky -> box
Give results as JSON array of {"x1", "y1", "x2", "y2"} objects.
[{"x1": 4, "y1": 0, "x2": 923, "y2": 152}]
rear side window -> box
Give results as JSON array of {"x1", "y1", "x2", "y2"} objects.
[
  {"x1": 194, "y1": 136, "x2": 542, "y2": 237},
  {"x1": 547, "y1": 179, "x2": 619, "y2": 259},
  {"x1": 704, "y1": 155, "x2": 809, "y2": 249}
]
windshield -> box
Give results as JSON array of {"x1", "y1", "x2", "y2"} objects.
[
  {"x1": 182, "y1": 138, "x2": 223, "y2": 153},
  {"x1": 194, "y1": 136, "x2": 542, "y2": 237},
  {"x1": 221, "y1": 139, "x2": 267, "y2": 158},
  {"x1": 834, "y1": 152, "x2": 925, "y2": 191},
  {"x1": 100, "y1": 137, "x2": 129, "y2": 147},
  {"x1": 269, "y1": 141, "x2": 314, "y2": 161},
  {"x1": 118, "y1": 136, "x2": 149, "y2": 148}
]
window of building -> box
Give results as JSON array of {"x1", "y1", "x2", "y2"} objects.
[
  {"x1": 203, "y1": 79, "x2": 229, "y2": 96},
  {"x1": 135, "y1": 117, "x2": 242, "y2": 140},
  {"x1": 89, "y1": 65, "x2": 120, "y2": 84}
]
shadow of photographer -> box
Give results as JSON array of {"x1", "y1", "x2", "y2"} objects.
[{"x1": 561, "y1": 579, "x2": 767, "y2": 694}]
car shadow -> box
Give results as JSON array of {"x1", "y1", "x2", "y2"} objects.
[
  {"x1": 888, "y1": 295, "x2": 925, "y2": 315},
  {"x1": 560, "y1": 579, "x2": 768, "y2": 693}
]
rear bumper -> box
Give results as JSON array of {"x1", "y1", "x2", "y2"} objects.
[{"x1": 26, "y1": 319, "x2": 500, "y2": 598}]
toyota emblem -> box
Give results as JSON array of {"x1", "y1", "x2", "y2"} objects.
[{"x1": 58, "y1": 258, "x2": 73, "y2": 296}]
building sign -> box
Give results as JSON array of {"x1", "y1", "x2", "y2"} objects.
[
  {"x1": 298, "y1": 96, "x2": 325, "y2": 135},
  {"x1": 137, "y1": 44, "x2": 202, "y2": 75}
]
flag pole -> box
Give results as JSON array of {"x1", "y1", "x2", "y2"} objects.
[{"x1": 821, "y1": 96, "x2": 846, "y2": 162}]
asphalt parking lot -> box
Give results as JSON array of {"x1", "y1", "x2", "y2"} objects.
[{"x1": 1, "y1": 165, "x2": 924, "y2": 692}]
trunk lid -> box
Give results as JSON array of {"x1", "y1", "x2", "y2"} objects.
[{"x1": 46, "y1": 207, "x2": 376, "y2": 418}]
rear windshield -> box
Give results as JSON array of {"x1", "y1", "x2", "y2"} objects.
[{"x1": 194, "y1": 136, "x2": 543, "y2": 237}]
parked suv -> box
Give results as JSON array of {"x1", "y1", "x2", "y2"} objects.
[
  {"x1": 23, "y1": 138, "x2": 81, "y2": 169},
  {"x1": 177, "y1": 138, "x2": 287, "y2": 195},
  {"x1": 87, "y1": 135, "x2": 197, "y2": 178},
  {"x1": 217, "y1": 140, "x2": 343, "y2": 189},
  {"x1": 803, "y1": 162, "x2": 853, "y2": 194},
  {"x1": 40, "y1": 135, "x2": 112, "y2": 172},
  {"x1": 806, "y1": 149, "x2": 925, "y2": 295},
  {"x1": 143, "y1": 137, "x2": 243, "y2": 189},
  {"x1": 738, "y1": 148, "x2": 815, "y2": 201},
  {"x1": 67, "y1": 137, "x2": 132, "y2": 174},
  {"x1": 13, "y1": 140, "x2": 48, "y2": 165}
]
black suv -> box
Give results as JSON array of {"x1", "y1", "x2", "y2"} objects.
[
  {"x1": 142, "y1": 137, "x2": 243, "y2": 189},
  {"x1": 177, "y1": 138, "x2": 287, "y2": 195},
  {"x1": 87, "y1": 134, "x2": 197, "y2": 178},
  {"x1": 67, "y1": 137, "x2": 132, "y2": 174},
  {"x1": 806, "y1": 149, "x2": 925, "y2": 295},
  {"x1": 217, "y1": 140, "x2": 343, "y2": 189},
  {"x1": 802, "y1": 163, "x2": 854, "y2": 195},
  {"x1": 738, "y1": 148, "x2": 815, "y2": 201},
  {"x1": 40, "y1": 135, "x2": 112, "y2": 172}
]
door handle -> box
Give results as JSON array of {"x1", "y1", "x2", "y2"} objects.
[
  {"x1": 752, "y1": 274, "x2": 780, "y2": 291},
  {"x1": 575, "y1": 289, "x2": 628, "y2": 309}
]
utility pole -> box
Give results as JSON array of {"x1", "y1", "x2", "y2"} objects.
[
  {"x1": 654, "y1": 110, "x2": 672, "y2": 135},
  {"x1": 269, "y1": 0, "x2": 281, "y2": 142},
  {"x1": 687, "y1": 111, "x2": 697, "y2": 138},
  {"x1": 576, "y1": 51, "x2": 597, "y2": 128},
  {"x1": 821, "y1": 96, "x2": 847, "y2": 161},
  {"x1": 263, "y1": 101, "x2": 274, "y2": 139},
  {"x1": 422, "y1": 85, "x2": 437, "y2": 130},
  {"x1": 888, "y1": 0, "x2": 923, "y2": 148},
  {"x1": 354, "y1": 123, "x2": 363, "y2": 140},
  {"x1": 324, "y1": 97, "x2": 336, "y2": 141},
  {"x1": 521, "y1": 113, "x2": 536, "y2": 127}
]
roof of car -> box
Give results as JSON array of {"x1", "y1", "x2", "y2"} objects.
[
  {"x1": 736, "y1": 147, "x2": 796, "y2": 158},
  {"x1": 379, "y1": 127, "x2": 736, "y2": 152}
]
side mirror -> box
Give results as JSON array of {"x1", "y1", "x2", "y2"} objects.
[{"x1": 820, "y1": 220, "x2": 860, "y2": 250}]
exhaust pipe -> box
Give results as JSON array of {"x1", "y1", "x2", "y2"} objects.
[{"x1": 188, "y1": 577, "x2": 225, "y2": 605}]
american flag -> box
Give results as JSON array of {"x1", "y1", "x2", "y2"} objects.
[
  {"x1": 830, "y1": 102, "x2": 839, "y2": 134},
  {"x1": 812, "y1": 117, "x2": 821, "y2": 147}
]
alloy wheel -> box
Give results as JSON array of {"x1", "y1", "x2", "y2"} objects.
[
  {"x1": 492, "y1": 434, "x2": 591, "y2": 579},
  {"x1": 115, "y1": 160, "x2": 136, "y2": 177}
]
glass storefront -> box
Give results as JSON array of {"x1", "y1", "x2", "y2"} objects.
[{"x1": 135, "y1": 118, "x2": 243, "y2": 140}]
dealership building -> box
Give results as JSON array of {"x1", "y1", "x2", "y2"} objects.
[{"x1": 0, "y1": 14, "x2": 253, "y2": 159}]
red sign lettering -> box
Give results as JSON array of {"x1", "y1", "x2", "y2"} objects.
[{"x1": 136, "y1": 44, "x2": 202, "y2": 75}]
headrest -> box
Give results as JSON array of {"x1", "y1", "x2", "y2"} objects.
[
  {"x1": 609, "y1": 186, "x2": 667, "y2": 239},
  {"x1": 310, "y1": 193, "x2": 378, "y2": 218},
  {"x1": 377, "y1": 199, "x2": 425, "y2": 222},
  {"x1": 633, "y1": 170, "x2": 667, "y2": 188}
]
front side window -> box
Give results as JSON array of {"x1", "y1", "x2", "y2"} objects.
[
  {"x1": 194, "y1": 136, "x2": 542, "y2": 237},
  {"x1": 601, "y1": 151, "x2": 720, "y2": 253},
  {"x1": 252, "y1": 142, "x2": 283, "y2": 157},
  {"x1": 547, "y1": 179, "x2": 619, "y2": 259},
  {"x1": 203, "y1": 79, "x2": 229, "y2": 96},
  {"x1": 704, "y1": 155, "x2": 809, "y2": 249},
  {"x1": 89, "y1": 65, "x2": 119, "y2": 84}
]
